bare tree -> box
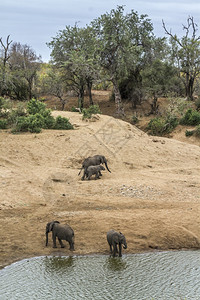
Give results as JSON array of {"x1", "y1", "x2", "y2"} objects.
[
  {"x1": 0, "y1": 35, "x2": 13, "y2": 96},
  {"x1": 163, "y1": 17, "x2": 200, "y2": 100}
]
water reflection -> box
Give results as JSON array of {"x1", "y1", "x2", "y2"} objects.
[
  {"x1": 105, "y1": 257, "x2": 127, "y2": 271},
  {"x1": 1, "y1": 252, "x2": 200, "y2": 300},
  {"x1": 44, "y1": 256, "x2": 74, "y2": 273}
]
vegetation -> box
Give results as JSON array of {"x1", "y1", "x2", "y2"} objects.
[
  {"x1": 180, "y1": 109, "x2": 200, "y2": 126},
  {"x1": 0, "y1": 98, "x2": 73, "y2": 133},
  {"x1": 1, "y1": 7, "x2": 200, "y2": 138},
  {"x1": 147, "y1": 116, "x2": 178, "y2": 136},
  {"x1": 82, "y1": 104, "x2": 101, "y2": 119}
]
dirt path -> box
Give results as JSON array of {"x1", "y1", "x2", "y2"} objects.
[{"x1": 0, "y1": 111, "x2": 200, "y2": 268}]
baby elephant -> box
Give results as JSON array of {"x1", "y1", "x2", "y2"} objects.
[
  {"x1": 107, "y1": 229, "x2": 127, "y2": 257},
  {"x1": 85, "y1": 165, "x2": 105, "y2": 180},
  {"x1": 46, "y1": 221, "x2": 75, "y2": 251}
]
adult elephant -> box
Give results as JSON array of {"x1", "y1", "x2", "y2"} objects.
[
  {"x1": 46, "y1": 221, "x2": 75, "y2": 251},
  {"x1": 78, "y1": 155, "x2": 111, "y2": 180},
  {"x1": 107, "y1": 230, "x2": 127, "y2": 257}
]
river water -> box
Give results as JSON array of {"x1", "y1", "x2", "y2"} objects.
[{"x1": 1, "y1": 251, "x2": 200, "y2": 300}]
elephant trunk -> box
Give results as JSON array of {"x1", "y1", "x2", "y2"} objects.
[
  {"x1": 78, "y1": 167, "x2": 83, "y2": 176},
  {"x1": 104, "y1": 161, "x2": 111, "y2": 173},
  {"x1": 123, "y1": 243, "x2": 127, "y2": 249}
]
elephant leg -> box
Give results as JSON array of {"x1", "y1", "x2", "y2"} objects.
[
  {"x1": 58, "y1": 238, "x2": 65, "y2": 248},
  {"x1": 99, "y1": 171, "x2": 102, "y2": 176},
  {"x1": 81, "y1": 168, "x2": 87, "y2": 180},
  {"x1": 118, "y1": 243, "x2": 122, "y2": 257},
  {"x1": 52, "y1": 234, "x2": 57, "y2": 248},
  {"x1": 113, "y1": 244, "x2": 117, "y2": 257},
  {"x1": 69, "y1": 241, "x2": 74, "y2": 251},
  {"x1": 95, "y1": 172, "x2": 100, "y2": 180},
  {"x1": 109, "y1": 244, "x2": 112, "y2": 253}
]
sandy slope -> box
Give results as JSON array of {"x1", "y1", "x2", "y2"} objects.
[{"x1": 0, "y1": 111, "x2": 200, "y2": 268}]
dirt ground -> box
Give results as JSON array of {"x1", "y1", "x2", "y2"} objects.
[{"x1": 0, "y1": 94, "x2": 200, "y2": 269}]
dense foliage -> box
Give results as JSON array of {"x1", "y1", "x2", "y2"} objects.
[{"x1": 0, "y1": 97, "x2": 73, "y2": 133}]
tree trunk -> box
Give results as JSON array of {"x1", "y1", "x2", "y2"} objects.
[
  {"x1": 112, "y1": 78, "x2": 125, "y2": 117},
  {"x1": 87, "y1": 79, "x2": 93, "y2": 105},
  {"x1": 78, "y1": 84, "x2": 84, "y2": 109},
  {"x1": 185, "y1": 73, "x2": 194, "y2": 101}
]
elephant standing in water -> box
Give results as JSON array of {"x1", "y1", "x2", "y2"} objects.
[
  {"x1": 46, "y1": 221, "x2": 75, "y2": 251},
  {"x1": 107, "y1": 230, "x2": 127, "y2": 257},
  {"x1": 78, "y1": 155, "x2": 111, "y2": 180}
]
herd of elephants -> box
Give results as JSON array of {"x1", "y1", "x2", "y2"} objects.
[{"x1": 46, "y1": 154, "x2": 127, "y2": 257}]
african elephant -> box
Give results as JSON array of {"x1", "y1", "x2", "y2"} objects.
[
  {"x1": 46, "y1": 221, "x2": 75, "y2": 251},
  {"x1": 86, "y1": 165, "x2": 105, "y2": 180},
  {"x1": 78, "y1": 155, "x2": 111, "y2": 180},
  {"x1": 107, "y1": 229, "x2": 127, "y2": 257}
]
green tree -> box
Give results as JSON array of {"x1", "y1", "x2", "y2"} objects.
[
  {"x1": 142, "y1": 59, "x2": 184, "y2": 114},
  {"x1": 40, "y1": 66, "x2": 68, "y2": 110},
  {"x1": 163, "y1": 16, "x2": 200, "y2": 100},
  {"x1": 9, "y1": 42, "x2": 42, "y2": 99},
  {"x1": 48, "y1": 24, "x2": 99, "y2": 109},
  {"x1": 92, "y1": 6, "x2": 155, "y2": 116}
]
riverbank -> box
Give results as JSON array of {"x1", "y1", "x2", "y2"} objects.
[{"x1": 0, "y1": 111, "x2": 200, "y2": 268}]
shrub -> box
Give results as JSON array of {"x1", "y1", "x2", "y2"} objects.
[
  {"x1": 82, "y1": 105, "x2": 101, "y2": 119},
  {"x1": 7, "y1": 102, "x2": 27, "y2": 125},
  {"x1": 147, "y1": 114, "x2": 178, "y2": 136},
  {"x1": 0, "y1": 97, "x2": 12, "y2": 118},
  {"x1": 53, "y1": 116, "x2": 74, "y2": 130},
  {"x1": 185, "y1": 130, "x2": 195, "y2": 136},
  {"x1": 164, "y1": 115, "x2": 179, "y2": 133},
  {"x1": 71, "y1": 106, "x2": 80, "y2": 112},
  {"x1": 0, "y1": 119, "x2": 8, "y2": 129},
  {"x1": 27, "y1": 98, "x2": 47, "y2": 115},
  {"x1": 132, "y1": 115, "x2": 139, "y2": 124},
  {"x1": 147, "y1": 118, "x2": 166, "y2": 136},
  {"x1": 180, "y1": 109, "x2": 200, "y2": 126},
  {"x1": 12, "y1": 114, "x2": 44, "y2": 133}
]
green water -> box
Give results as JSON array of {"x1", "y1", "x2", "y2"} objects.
[{"x1": 1, "y1": 251, "x2": 200, "y2": 299}]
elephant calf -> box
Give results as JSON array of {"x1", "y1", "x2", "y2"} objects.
[
  {"x1": 78, "y1": 154, "x2": 111, "y2": 180},
  {"x1": 46, "y1": 221, "x2": 75, "y2": 251},
  {"x1": 84, "y1": 165, "x2": 105, "y2": 180},
  {"x1": 107, "y1": 229, "x2": 127, "y2": 257}
]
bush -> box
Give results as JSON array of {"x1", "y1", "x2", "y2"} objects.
[
  {"x1": 12, "y1": 114, "x2": 44, "y2": 133},
  {"x1": 7, "y1": 102, "x2": 27, "y2": 125},
  {"x1": 82, "y1": 105, "x2": 101, "y2": 119},
  {"x1": 185, "y1": 130, "x2": 195, "y2": 136},
  {"x1": 0, "y1": 119, "x2": 8, "y2": 129},
  {"x1": 147, "y1": 118, "x2": 166, "y2": 136},
  {"x1": 27, "y1": 98, "x2": 47, "y2": 115},
  {"x1": 71, "y1": 106, "x2": 80, "y2": 112},
  {"x1": 132, "y1": 115, "x2": 139, "y2": 124},
  {"x1": 147, "y1": 114, "x2": 178, "y2": 136},
  {"x1": 180, "y1": 109, "x2": 200, "y2": 126},
  {"x1": 53, "y1": 116, "x2": 74, "y2": 130},
  {"x1": 0, "y1": 97, "x2": 12, "y2": 118}
]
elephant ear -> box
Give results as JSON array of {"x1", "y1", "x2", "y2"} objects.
[{"x1": 49, "y1": 220, "x2": 60, "y2": 232}]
